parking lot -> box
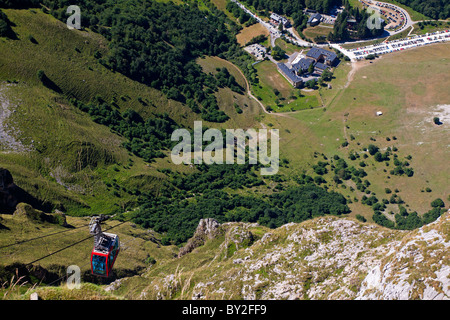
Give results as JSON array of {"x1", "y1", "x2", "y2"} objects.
[
  {"x1": 244, "y1": 43, "x2": 267, "y2": 60},
  {"x1": 360, "y1": 0, "x2": 411, "y2": 35},
  {"x1": 348, "y1": 30, "x2": 450, "y2": 60}
]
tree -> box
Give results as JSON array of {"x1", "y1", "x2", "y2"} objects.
[
  {"x1": 431, "y1": 198, "x2": 445, "y2": 208},
  {"x1": 356, "y1": 214, "x2": 367, "y2": 222},
  {"x1": 271, "y1": 45, "x2": 286, "y2": 60},
  {"x1": 37, "y1": 70, "x2": 46, "y2": 82},
  {"x1": 0, "y1": 18, "x2": 9, "y2": 37},
  {"x1": 367, "y1": 144, "x2": 379, "y2": 155},
  {"x1": 320, "y1": 69, "x2": 333, "y2": 81},
  {"x1": 318, "y1": 78, "x2": 324, "y2": 87},
  {"x1": 327, "y1": 31, "x2": 334, "y2": 42},
  {"x1": 305, "y1": 79, "x2": 316, "y2": 89},
  {"x1": 373, "y1": 151, "x2": 382, "y2": 162},
  {"x1": 433, "y1": 117, "x2": 441, "y2": 125},
  {"x1": 308, "y1": 62, "x2": 315, "y2": 74}
]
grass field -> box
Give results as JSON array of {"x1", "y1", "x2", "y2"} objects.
[
  {"x1": 274, "y1": 38, "x2": 307, "y2": 56},
  {"x1": 0, "y1": 9, "x2": 264, "y2": 217},
  {"x1": 274, "y1": 42, "x2": 450, "y2": 220},
  {"x1": 411, "y1": 20, "x2": 450, "y2": 36},
  {"x1": 236, "y1": 23, "x2": 270, "y2": 46},
  {"x1": 251, "y1": 60, "x2": 321, "y2": 112},
  {"x1": 303, "y1": 25, "x2": 334, "y2": 42},
  {"x1": 196, "y1": 55, "x2": 262, "y2": 128}
]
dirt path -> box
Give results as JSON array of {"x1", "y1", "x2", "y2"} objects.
[
  {"x1": 212, "y1": 57, "x2": 291, "y2": 118},
  {"x1": 344, "y1": 60, "x2": 371, "y2": 89}
]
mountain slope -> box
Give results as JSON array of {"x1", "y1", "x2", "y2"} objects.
[
  {"x1": 98, "y1": 210, "x2": 449, "y2": 300},
  {"x1": 0, "y1": 8, "x2": 261, "y2": 216}
]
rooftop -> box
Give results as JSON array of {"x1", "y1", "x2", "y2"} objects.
[
  {"x1": 306, "y1": 47, "x2": 338, "y2": 63},
  {"x1": 270, "y1": 13, "x2": 288, "y2": 24},
  {"x1": 277, "y1": 63, "x2": 303, "y2": 84},
  {"x1": 315, "y1": 62, "x2": 329, "y2": 70},
  {"x1": 292, "y1": 58, "x2": 315, "y2": 72},
  {"x1": 308, "y1": 13, "x2": 322, "y2": 23}
]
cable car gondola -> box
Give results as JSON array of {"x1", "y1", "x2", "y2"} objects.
[{"x1": 89, "y1": 215, "x2": 120, "y2": 277}]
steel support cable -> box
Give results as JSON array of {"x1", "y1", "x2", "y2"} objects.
[
  {"x1": 0, "y1": 223, "x2": 91, "y2": 250},
  {"x1": 25, "y1": 219, "x2": 131, "y2": 266}
]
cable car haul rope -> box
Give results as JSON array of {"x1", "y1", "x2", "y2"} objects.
[{"x1": 1, "y1": 215, "x2": 131, "y2": 283}]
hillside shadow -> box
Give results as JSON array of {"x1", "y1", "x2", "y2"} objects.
[
  {"x1": 2, "y1": 27, "x2": 18, "y2": 40},
  {"x1": 41, "y1": 76, "x2": 62, "y2": 94},
  {"x1": 0, "y1": 185, "x2": 53, "y2": 214},
  {"x1": 0, "y1": 222, "x2": 10, "y2": 230}
]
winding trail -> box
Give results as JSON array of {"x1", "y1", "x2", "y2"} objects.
[{"x1": 213, "y1": 57, "x2": 291, "y2": 118}]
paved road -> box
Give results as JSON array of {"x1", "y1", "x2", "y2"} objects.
[
  {"x1": 332, "y1": 29, "x2": 450, "y2": 61},
  {"x1": 232, "y1": 0, "x2": 450, "y2": 63},
  {"x1": 361, "y1": 0, "x2": 414, "y2": 36},
  {"x1": 231, "y1": 0, "x2": 313, "y2": 48}
]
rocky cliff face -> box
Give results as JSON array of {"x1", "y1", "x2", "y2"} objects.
[
  {"x1": 178, "y1": 218, "x2": 222, "y2": 258},
  {"x1": 106, "y1": 211, "x2": 450, "y2": 300},
  {"x1": 356, "y1": 214, "x2": 449, "y2": 300}
]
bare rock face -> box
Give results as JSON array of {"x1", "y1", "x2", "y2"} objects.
[
  {"x1": 356, "y1": 212, "x2": 450, "y2": 300},
  {"x1": 178, "y1": 218, "x2": 222, "y2": 258},
  {"x1": 110, "y1": 211, "x2": 450, "y2": 300},
  {"x1": 186, "y1": 211, "x2": 449, "y2": 300}
]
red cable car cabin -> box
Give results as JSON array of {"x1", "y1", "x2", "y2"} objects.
[{"x1": 90, "y1": 232, "x2": 120, "y2": 277}]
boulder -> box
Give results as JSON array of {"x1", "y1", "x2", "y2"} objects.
[{"x1": 13, "y1": 202, "x2": 67, "y2": 226}]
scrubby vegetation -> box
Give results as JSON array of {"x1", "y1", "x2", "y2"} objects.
[
  {"x1": 135, "y1": 172, "x2": 350, "y2": 245},
  {"x1": 71, "y1": 99, "x2": 178, "y2": 163},
  {"x1": 40, "y1": 0, "x2": 258, "y2": 122}
]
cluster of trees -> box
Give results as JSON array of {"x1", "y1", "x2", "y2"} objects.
[
  {"x1": 313, "y1": 155, "x2": 367, "y2": 187},
  {"x1": 171, "y1": 163, "x2": 265, "y2": 194},
  {"x1": 135, "y1": 174, "x2": 350, "y2": 244},
  {"x1": 42, "y1": 0, "x2": 257, "y2": 122},
  {"x1": 366, "y1": 144, "x2": 414, "y2": 177},
  {"x1": 240, "y1": 0, "x2": 340, "y2": 18},
  {"x1": 395, "y1": 0, "x2": 449, "y2": 20},
  {"x1": 214, "y1": 67, "x2": 244, "y2": 94},
  {"x1": 226, "y1": 0, "x2": 257, "y2": 26},
  {"x1": 271, "y1": 45, "x2": 286, "y2": 60},
  {"x1": 373, "y1": 198, "x2": 446, "y2": 230},
  {"x1": 71, "y1": 98, "x2": 178, "y2": 163},
  {"x1": 327, "y1": 6, "x2": 385, "y2": 42}
]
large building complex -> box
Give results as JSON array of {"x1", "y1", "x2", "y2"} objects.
[
  {"x1": 277, "y1": 47, "x2": 338, "y2": 87},
  {"x1": 270, "y1": 13, "x2": 291, "y2": 28}
]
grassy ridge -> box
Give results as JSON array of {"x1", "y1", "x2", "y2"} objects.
[
  {"x1": 0, "y1": 9, "x2": 262, "y2": 216},
  {"x1": 282, "y1": 43, "x2": 450, "y2": 219},
  {"x1": 0, "y1": 9, "x2": 174, "y2": 215}
]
